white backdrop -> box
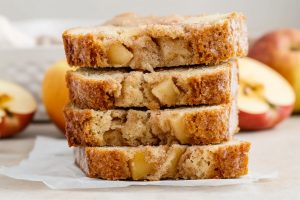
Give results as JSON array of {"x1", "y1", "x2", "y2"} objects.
[{"x1": 0, "y1": 0, "x2": 300, "y2": 36}]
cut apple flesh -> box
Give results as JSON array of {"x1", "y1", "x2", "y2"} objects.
[
  {"x1": 0, "y1": 80, "x2": 37, "y2": 114},
  {"x1": 238, "y1": 80, "x2": 270, "y2": 113},
  {"x1": 238, "y1": 58, "x2": 295, "y2": 114},
  {"x1": 0, "y1": 94, "x2": 11, "y2": 106}
]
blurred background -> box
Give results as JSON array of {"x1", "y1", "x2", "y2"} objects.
[{"x1": 1, "y1": 0, "x2": 300, "y2": 36}]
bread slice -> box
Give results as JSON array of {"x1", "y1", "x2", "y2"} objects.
[
  {"x1": 67, "y1": 60, "x2": 237, "y2": 110},
  {"x1": 64, "y1": 100, "x2": 238, "y2": 147},
  {"x1": 63, "y1": 12, "x2": 247, "y2": 71},
  {"x1": 74, "y1": 140, "x2": 250, "y2": 180}
]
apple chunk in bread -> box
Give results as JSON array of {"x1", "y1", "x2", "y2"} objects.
[
  {"x1": 107, "y1": 43, "x2": 133, "y2": 65},
  {"x1": 238, "y1": 58, "x2": 295, "y2": 130},
  {"x1": 129, "y1": 151, "x2": 156, "y2": 180},
  {"x1": 169, "y1": 114, "x2": 189, "y2": 144},
  {"x1": 0, "y1": 80, "x2": 37, "y2": 138},
  {"x1": 163, "y1": 147, "x2": 185, "y2": 178},
  {"x1": 152, "y1": 78, "x2": 180, "y2": 105}
]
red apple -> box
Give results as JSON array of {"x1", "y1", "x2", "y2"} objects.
[
  {"x1": 248, "y1": 29, "x2": 300, "y2": 113},
  {"x1": 238, "y1": 58, "x2": 295, "y2": 131},
  {"x1": 0, "y1": 80, "x2": 37, "y2": 138}
]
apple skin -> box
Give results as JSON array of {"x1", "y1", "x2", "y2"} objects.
[
  {"x1": 0, "y1": 79, "x2": 37, "y2": 138},
  {"x1": 42, "y1": 60, "x2": 70, "y2": 133},
  {"x1": 248, "y1": 29, "x2": 300, "y2": 113},
  {"x1": 239, "y1": 105, "x2": 294, "y2": 131},
  {"x1": 0, "y1": 111, "x2": 36, "y2": 138},
  {"x1": 237, "y1": 57, "x2": 295, "y2": 131}
]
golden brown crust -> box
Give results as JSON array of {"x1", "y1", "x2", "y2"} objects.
[
  {"x1": 186, "y1": 68, "x2": 230, "y2": 105},
  {"x1": 64, "y1": 103, "x2": 237, "y2": 147},
  {"x1": 85, "y1": 148, "x2": 131, "y2": 180},
  {"x1": 63, "y1": 12, "x2": 247, "y2": 71},
  {"x1": 64, "y1": 106, "x2": 93, "y2": 147},
  {"x1": 213, "y1": 141, "x2": 250, "y2": 178},
  {"x1": 66, "y1": 61, "x2": 237, "y2": 110},
  {"x1": 184, "y1": 108, "x2": 228, "y2": 144},
  {"x1": 74, "y1": 141, "x2": 250, "y2": 180},
  {"x1": 66, "y1": 72, "x2": 117, "y2": 110}
]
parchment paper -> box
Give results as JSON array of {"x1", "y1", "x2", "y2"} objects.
[{"x1": 0, "y1": 136, "x2": 277, "y2": 189}]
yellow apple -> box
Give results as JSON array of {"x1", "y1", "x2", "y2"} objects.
[
  {"x1": 248, "y1": 29, "x2": 300, "y2": 113},
  {"x1": 42, "y1": 60, "x2": 70, "y2": 132},
  {"x1": 238, "y1": 58, "x2": 295, "y2": 130},
  {"x1": 0, "y1": 80, "x2": 37, "y2": 138}
]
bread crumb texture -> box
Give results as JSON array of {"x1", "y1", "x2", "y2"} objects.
[
  {"x1": 66, "y1": 61, "x2": 237, "y2": 110},
  {"x1": 74, "y1": 141, "x2": 250, "y2": 180},
  {"x1": 63, "y1": 12, "x2": 247, "y2": 71}
]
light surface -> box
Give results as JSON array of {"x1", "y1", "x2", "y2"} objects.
[{"x1": 0, "y1": 118, "x2": 300, "y2": 199}]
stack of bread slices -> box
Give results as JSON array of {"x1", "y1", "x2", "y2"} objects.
[{"x1": 62, "y1": 12, "x2": 250, "y2": 181}]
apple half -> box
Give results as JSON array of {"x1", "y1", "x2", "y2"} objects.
[
  {"x1": 238, "y1": 58, "x2": 295, "y2": 131},
  {"x1": 0, "y1": 80, "x2": 37, "y2": 138}
]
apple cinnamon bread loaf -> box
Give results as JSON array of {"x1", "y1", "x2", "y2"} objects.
[
  {"x1": 74, "y1": 140, "x2": 250, "y2": 180},
  {"x1": 64, "y1": 100, "x2": 238, "y2": 147},
  {"x1": 66, "y1": 60, "x2": 238, "y2": 110},
  {"x1": 63, "y1": 12, "x2": 247, "y2": 71}
]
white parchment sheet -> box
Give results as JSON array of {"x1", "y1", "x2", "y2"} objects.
[{"x1": 0, "y1": 136, "x2": 277, "y2": 189}]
